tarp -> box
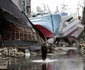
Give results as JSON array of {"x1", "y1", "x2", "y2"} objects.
[{"x1": 0, "y1": 0, "x2": 46, "y2": 41}]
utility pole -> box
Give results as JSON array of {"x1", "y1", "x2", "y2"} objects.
[
  {"x1": 81, "y1": 0, "x2": 85, "y2": 41},
  {"x1": 81, "y1": 0, "x2": 85, "y2": 25}
]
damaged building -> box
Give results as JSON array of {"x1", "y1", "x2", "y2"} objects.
[{"x1": 0, "y1": 0, "x2": 44, "y2": 49}]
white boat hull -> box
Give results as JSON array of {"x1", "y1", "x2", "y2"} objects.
[{"x1": 59, "y1": 16, "x2": 84, "y2": 38}]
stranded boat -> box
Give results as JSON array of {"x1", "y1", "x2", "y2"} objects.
[{"x1": 30, "y1": 13, "x2": 84, "y2": 39}]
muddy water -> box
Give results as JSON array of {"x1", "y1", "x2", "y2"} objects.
[{"x1": 0, "y1": 53, "x2": 84, "y2": 70}]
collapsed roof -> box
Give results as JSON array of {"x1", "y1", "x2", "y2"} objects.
[
  {"x1": 0, "y1": 0, "x2": 46, "y2": 41},
  {"x1": 0, "y1": 0, "x2": 29, "y2": 27}
]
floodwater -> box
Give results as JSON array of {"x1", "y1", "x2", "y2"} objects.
[{"x1": 0, "y1": 52, "x2": 85, "y2": 70}]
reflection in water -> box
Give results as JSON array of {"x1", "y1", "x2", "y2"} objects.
[
  {"x1": 42, "y1": 63, "x2": 54, "y2": 70},
  {"x1": 32, "y1": 58, "x2": 58, "y2": 63},
  {"x1": 0, "y1": 53, "x2": 84, "y2": 70},
  {"x1": 83, "y1": 57, "x2": 85, "y2": 70},
  {"x1": 42, "y1": 62, "x2": 57, "y2": 70},
  {"x1": 84, "y1": 66, "x2": 85, "y2": 70},
  {"x1": 47, "y1": 63, "x2": 54, "y2": 70},
  {"x1": 42, "y1": 63, "x2": 47, "y2": 70}
]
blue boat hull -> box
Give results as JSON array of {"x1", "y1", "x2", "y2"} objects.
[{"x1": 30, "y1": 14, "x2": 61, "y2": 39}]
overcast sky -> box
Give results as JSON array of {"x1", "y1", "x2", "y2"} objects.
[{"x1": 31, "y1": 0, "x2": 84, "y2": 15}]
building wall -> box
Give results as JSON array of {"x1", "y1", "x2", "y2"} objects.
[
  {"x1": 12, "y1": 0, "x2": 31, "y2": 17},
  {"x1": 9, "y1": 0, "x2": 44, "y2": 46},
  {"x1": 26, "y1": 0, "x2": 31, "y2": 17},
  {"x1": 18, "y1": 0, "x2": 31, "y2": 17}
]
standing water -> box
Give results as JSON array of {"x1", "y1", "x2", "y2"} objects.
[{"x1": 0, "y1": 52, "x2": 84, "y2": 70}]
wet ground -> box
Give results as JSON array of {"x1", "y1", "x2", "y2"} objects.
[{"x1": 0, "y1": 52, "x2": 85, "y2": 70}]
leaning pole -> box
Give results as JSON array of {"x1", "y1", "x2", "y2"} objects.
[
  {"x1": 81, "y1": 0, "x2": 85, "y2": 41},
  {"x1": 81, "y1": 0, "x2": 85, "y2": 25}
]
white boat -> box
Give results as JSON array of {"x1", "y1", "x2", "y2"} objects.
[{"x1": 59, "y1": 14, "x2": 84, "y2": 38}]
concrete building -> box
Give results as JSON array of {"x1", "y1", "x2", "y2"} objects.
[
  {"x1": 2, "y1": 0, "x2": 43, "y2": 48},
  {"x1": 12, "y1": 0, "x2": 31, "y2": 17}
]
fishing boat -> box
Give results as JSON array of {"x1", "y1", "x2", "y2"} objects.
[
  {"x1": 59, "y1": 13, "x2": 84, "y2": 38},
  {"x1": 30, "y1": 13, "x2": 61, "y2": 39},
  {"x1": 30, "y1": 13, "x2": 84, "y2": 40}
]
